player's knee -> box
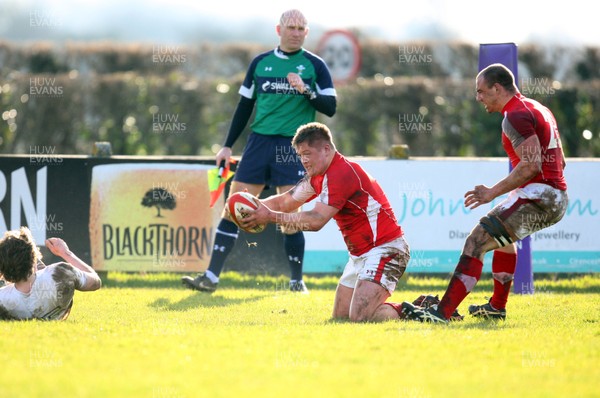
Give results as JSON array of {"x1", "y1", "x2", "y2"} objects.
[
  {"x1": 479, "y1": 215, "x2": 514, "y2": 248},
  {"x1": 331, "y1": 311, "x2": 349, "y2": 320},
  {"x1": 349, "y1": 311, "x2": 370, "y2": 323},
  {"x1": 465, "y1": 225, "x2": 488, "y2": 246},
  {"x1": 463, "y1": 225, "x2": 493, "y2": 257},
  {"x1": 348, "y1": 302, "x2": 377, "y2": 323}
]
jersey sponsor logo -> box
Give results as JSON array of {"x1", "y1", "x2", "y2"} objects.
[{"x1": 260, "y1": 79, "x2": 300, "y2": 95}]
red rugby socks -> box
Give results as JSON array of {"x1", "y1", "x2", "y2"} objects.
[
  {"x1": 490, "y1": 251, "x2": 517, "y2": 310},
  {"x1": 438, "y1": 255, "x2": 483, "y2": 319}
]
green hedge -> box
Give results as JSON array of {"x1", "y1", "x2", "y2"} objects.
[{"x1": 1, "y1": 40, "x2": 598, "y2": 157}]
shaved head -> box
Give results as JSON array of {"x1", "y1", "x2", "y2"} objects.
[{"x1": 279, "y1": 9, "x2": 307, "y2": 27}]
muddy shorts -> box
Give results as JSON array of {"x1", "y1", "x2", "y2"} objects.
[
  {"x1": 338, "y1": 236, "x2": 410, "y2": 294},
  {"x1": 486, "y1": 183, "x2": 568, "y2": 244}
]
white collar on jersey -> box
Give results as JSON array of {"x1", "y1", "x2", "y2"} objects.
[{"x1": 274, "y1": 47, "x2": 303, "y2": 59}]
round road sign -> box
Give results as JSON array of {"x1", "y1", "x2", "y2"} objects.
[{"x1": 316, "y1": 29, "x2": 361, "y2": 84}]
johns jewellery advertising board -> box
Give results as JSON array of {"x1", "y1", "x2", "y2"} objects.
[{"x1": 302, "y1": 158, "x2": 599, "y2": 274}]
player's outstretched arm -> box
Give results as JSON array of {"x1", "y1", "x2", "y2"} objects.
[
  {"x1": 262, "y1": 191, "x2": 303, "y2": 213},
  {"x1": 243, "y1": 201, "x2": 338, "y2": 232},
  {"x1": 465, "y1": 135, "x2": 542, "y2": 210},
  {"x1": 45, "y1": 238, "x2": 102, "y2": 291}
]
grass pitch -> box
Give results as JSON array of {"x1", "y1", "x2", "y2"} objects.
[{"x1": 1, "y1": 272, "x2": 598, "y2": 398}]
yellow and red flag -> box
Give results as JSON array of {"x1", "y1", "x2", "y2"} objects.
[{"x1": 208, "y1": 160, "x2": 235, "y2": 208}]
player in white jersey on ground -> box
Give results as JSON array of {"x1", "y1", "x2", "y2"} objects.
[{"x1": 0, "y1": 227, "x2": 101, "y2": 320}]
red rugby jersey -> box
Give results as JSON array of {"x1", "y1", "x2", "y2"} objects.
[
  {"x1": 292, "y1": 152, "x2": 402, "y2": 256},
  {"x1": 501, "y1": 93, "x2": 567, "y2": 191}
]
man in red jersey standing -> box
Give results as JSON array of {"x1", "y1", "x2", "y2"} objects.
[
  {"x1": 403, "y1": 63, "x2": 568, "y2": 323},
  {"x1": 239, "y1": 122, "x2": 411, "y2": 322}
]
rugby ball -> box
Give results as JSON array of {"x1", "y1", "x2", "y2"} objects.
[{"x1": 227, "y1": 192, "x2": 265, "y2": 233}]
